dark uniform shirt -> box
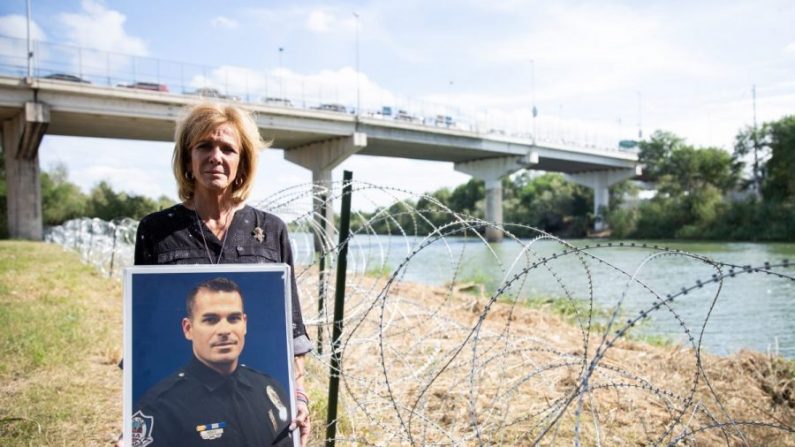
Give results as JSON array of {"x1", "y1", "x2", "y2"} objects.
[
  {"x1": 134, "y1": 204, "x2": 311, "y2": 355},
  {"x1": 133, "y1": 356, "x2": 294, "y2": 447}
]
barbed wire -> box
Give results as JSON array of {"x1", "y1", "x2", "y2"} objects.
[{"x1": 45, "y1": 181, "x2": 795, "y2": 445}]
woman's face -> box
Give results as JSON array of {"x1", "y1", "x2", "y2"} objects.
[{"x1": 188, "y1": 122, "x2": 242, "y2": 197}]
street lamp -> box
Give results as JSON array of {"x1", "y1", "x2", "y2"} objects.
[
  {"x1": 26, "y1": 0, "x2": 33, "y2": 80},
  {"x1": 530, "y1": 59, "x2": 537, "y2": 144},
  {"x1": 353, "y1": 12, "x2": 360, "y2": 117},
  {"x1": 278, "y1": 46, "x2": 284, "y2": 100},
  {"x1": 636, "y1": 90, "x2": 642, "y2": 139}
]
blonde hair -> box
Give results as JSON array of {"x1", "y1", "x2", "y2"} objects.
[{"x1": 172, "y1": 102, "x2": 269, "y2": 203}]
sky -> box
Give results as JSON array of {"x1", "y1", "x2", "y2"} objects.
[{"x1": 1, "y1": 0, "x2": 794, "y2": 206}]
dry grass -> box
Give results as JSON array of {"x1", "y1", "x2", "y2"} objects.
[
  {"x1": 2, "y1": 241, "x2": 793, "y2": 445},
  {"x1": 0, "y1": 241, "x2": 122, "y2": 446},
  {"x1": 306, "y1": 275, "x2": 795, "y2": 445}
]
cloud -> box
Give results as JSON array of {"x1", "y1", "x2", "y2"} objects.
[
  {"x1": 0, "y1": 14, "x2": 46, "y2": 40},
  {"x1": 39, "y1": 136, "x2": 177, "y2": 199},
  {"x1": 0, "y1": 15, "x2": 47, "y2": 69},
  {"x1": 211, "y1": 16, "x2": 238, "y2": 29},
  {"x1": 474, "y1": 3, "x2": 720, "y2": 101},
  {"x1": 306, "y1": 9, "x2": 334, "y2": 33},
  {"x1": 187, "y1": 64, "x2": 397, "y2": 111},
  {"x1": 59, "y1": 0, "x2": 147, "y2": 55}
]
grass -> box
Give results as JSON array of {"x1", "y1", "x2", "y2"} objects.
[
  {"x1": 2, "y1": 241, "x2": 792, "y2": 445},
  {"x1": 0, "y1": 241, "x2": 122, "y2": 446},
  {"x1": 363, "y1": 262, "x2": 394, "y2": 279},
  {"x1": 515, "y1": 295, "x2": 613, "y2": 331}
]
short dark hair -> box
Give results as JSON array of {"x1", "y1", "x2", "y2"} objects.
[{"x1": 186, "y1": 277, "x2": 244, "y2": 318}]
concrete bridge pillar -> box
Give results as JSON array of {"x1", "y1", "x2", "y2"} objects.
[
  {"x1": 454, "y1": 152, "x2": 538, "y2": 242},
  {"x1": 2, "y1": 102, "x2": 50, "y2": 240},
  {"x1": 565, "y1": 166, "x2": 641, "y2": 231},
  {"x1": 284, "y1": 132, "x2": 366, "y2": 249}
]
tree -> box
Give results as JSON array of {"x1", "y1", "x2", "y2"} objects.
[
  {"x1": 733, "y1": 124, "x2": 771, "y2": 195},
  {"x1": 87, "y1": 181, "x2": 127, "y2": 220},
  {"x1": 447, "y1": 179, "x2": 485, "y2": 217},
  {"x1": 638, "y1": 131, "x2": 685, "y2": 181},
  {"x1": 87, "y1": 181, "x2": 172, "y2": 221},
  {"x1": 659, "y1": 146, "x2": 739, "y2": 196},
  {"x1": 40, "y1": 163, "x2": 88, "y2": 226},
  {"x1": 762, "y1": 115, "x2": 795, "y2": 201},
  {"x1": 0, "y1": 152, "x2": 6, "y2": 237},
  {"x1": 508, "y1": 173, "x2": 592, "y2": 236}
]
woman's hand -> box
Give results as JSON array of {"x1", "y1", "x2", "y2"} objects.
[
  {"x1": 291, "y1": 400, "x2": 310, "y2": 446},
  {"x1": 292, "y1": 355, "x2": 310, "y2": 446}
]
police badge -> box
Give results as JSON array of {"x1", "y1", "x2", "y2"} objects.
[
  {"x1": 131, "y1": 410, "x2": 154, "y2": 447},
  {"x1": 196, "y1": 421, "x2": 226, "y2": 440}
]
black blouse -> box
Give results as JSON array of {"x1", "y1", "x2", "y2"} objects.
[{"x1": 134, "y1": 204, "x2": 311, "y2": 355}]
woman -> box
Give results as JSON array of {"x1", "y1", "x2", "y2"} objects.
[{"x1": 134, "y1": 102, "x2": 311, "y2": 445}]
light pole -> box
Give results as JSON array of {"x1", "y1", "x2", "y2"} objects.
[
  {"x1": 752, "y1": 84, "x2": 761, "y2": 198},
  {"x1": 278, "y1": 46, "x2": 284, "y2": 100},
  {"x1": 26, "y1": 0, "x2": 33, "y2": 80},
  {"x1": 637, "y1": 90, "x2": 643, "y2": 139},
  {"x1": 353, "y1": 12, "x2": 360, "y2": 117},
  {"x1": 530, "y1": 59, "x2": 537, "y2": 143}
]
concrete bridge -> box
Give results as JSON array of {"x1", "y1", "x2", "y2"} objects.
[{"x1": 0, "y1": 75, "x2": 640, "y2": 241}]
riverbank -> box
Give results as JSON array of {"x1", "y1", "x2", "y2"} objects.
[
  {"x1": 0, "y1": 241, "x2": 792, "y2": 445},
  {"x1": 320, "y1": 273, "x2": 794, "y2": 444}
]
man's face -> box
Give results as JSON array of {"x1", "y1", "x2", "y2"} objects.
[{"x1": 182, "y1": 288, "x2": 247, "y2": 372}]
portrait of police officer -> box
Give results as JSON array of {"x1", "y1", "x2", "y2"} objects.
[{"x1": 131, "y1": 277, "x2": 295, "y2": 447}]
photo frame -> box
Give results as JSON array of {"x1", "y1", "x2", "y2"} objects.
[{"x1": 123, "y1": 264, "x2": 298, "y2": 446}]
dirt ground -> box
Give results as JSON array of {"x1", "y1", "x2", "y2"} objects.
[
  {"x1": 303, "y1": 275, "x2": 795, "y2": 445},
  {"x1": 1, "y1": 242, "x2": 792, "y2": 445}
]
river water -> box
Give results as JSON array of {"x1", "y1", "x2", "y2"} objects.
[{"x1": 296, "y1": 234, "x2": 795, "y2": 359}]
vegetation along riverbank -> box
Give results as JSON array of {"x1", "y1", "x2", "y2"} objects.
[{"x1": 1, "y1": 241, "x2": 793, "y2": 445}]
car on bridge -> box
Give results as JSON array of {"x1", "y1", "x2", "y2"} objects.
[
  {"x1": 43, "y1": 73, "x2": 90, "y2": 83},
  {"x1": 262, "y1": 97, "x2": 294, "y2": 107},
  {"x1": 187, "y1": 87, "x2": 239, "y2": 101},
  {"x1": 314, "y1": 103, "x2": 347, "y2": 113},
  {"x1": 434, "y1": 115, "x2": 455, "y2": 127},
  {"x1": 118, "y1": 81, "x2": 169, "y2": 93},
  {"x1": 395, "y1": 110, "x2": 420, "y2": 123}
]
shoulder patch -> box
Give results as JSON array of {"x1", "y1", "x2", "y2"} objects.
[{"x1": 131, "y1": 410, "x2": 154, "y2": 447}]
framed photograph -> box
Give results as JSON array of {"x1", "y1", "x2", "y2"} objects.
[{"x1": 123, "y1": 264, "x2": 299, "y2": 447}]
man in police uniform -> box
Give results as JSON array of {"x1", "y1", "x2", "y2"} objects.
[{"x1": 132, "y1": 278, "x2": 295, "y2": 447}]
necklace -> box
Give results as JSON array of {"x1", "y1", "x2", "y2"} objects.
[{"x1": 194, "y1": 206, "x2": 233, "y2": 264}]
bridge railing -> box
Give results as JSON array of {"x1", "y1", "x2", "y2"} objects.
[{"x1": 0, "y1": 34, "x2": 638, "y2": 152}]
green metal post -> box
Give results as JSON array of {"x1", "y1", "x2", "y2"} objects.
[
  {"x1": 325, "y1": 171, "x2": 353, "y2": 447},
  {"x1": 317, "y1": 195, "x2": 327, "y2": 354}
]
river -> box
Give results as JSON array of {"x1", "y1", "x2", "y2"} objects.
[{"x1": 295, "y1": 234, "x2": 795, "y2": 359}]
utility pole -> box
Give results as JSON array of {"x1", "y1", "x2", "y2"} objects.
[
  {"x1": 752, "y1": 84, "x2": 761, "y2": 198},
  {"x1": 353, "y1": 12, "x2": 361, "y2": 118},
  {"x1": 637, "y1": 91, "x2": 643, "y2": 140},
  {"x1": 278, "y1": 47, "x2": 284, "y2": 100},
  {"x1": 531, "y1": 59, "x2": 537, "y2": 144},
  {"x1": 26, "y1": 0, "x2": 33, "y2": 81}
]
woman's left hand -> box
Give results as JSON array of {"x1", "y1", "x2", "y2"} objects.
[{"x1": 291, "y1": 400, "x2": 310, "y2": 446}]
